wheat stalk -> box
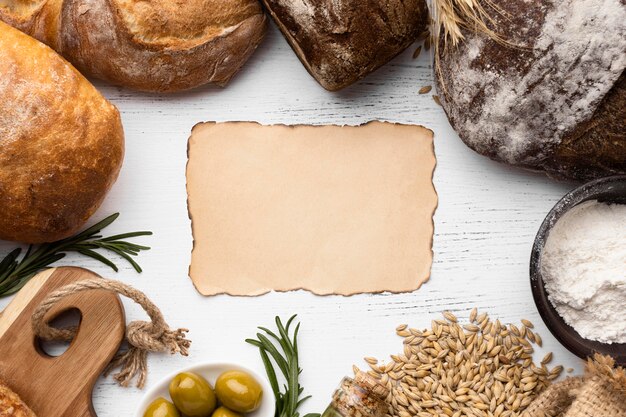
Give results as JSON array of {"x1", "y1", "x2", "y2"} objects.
[
  {"x1": 432, "y1": 0, "x2": 502, "y2": 48},
  {"x1": 431, "y1": 0, "x2": 509, "y2": 96}
]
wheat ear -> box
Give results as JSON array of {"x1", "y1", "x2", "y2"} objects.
[{"x1": 431, "y1": 0, "x2": 509, "y2": 96}]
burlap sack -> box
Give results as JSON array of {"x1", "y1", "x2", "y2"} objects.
[{"x1": 522, "y1": 354, "x2": 626, "y2": 417}]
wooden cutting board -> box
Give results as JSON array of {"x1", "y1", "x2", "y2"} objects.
[{"x1": 0, "y1": 267, "x2": 126, "y2": 416}]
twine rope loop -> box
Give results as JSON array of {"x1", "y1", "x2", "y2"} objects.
[{"x1": 31, "y1": 278, "x2": 191, "y2": 388}]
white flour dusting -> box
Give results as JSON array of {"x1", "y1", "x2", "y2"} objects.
[
  {"x1": 541, "y1": 200, "x2": 626, "y2": 344},
  {"x1": 443, "y1": 0, "x2": 626, "y2": 165}
]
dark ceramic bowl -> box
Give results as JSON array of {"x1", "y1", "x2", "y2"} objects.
[{"x1": 530, "y1": 175, "x2": 626, "y2": 365}]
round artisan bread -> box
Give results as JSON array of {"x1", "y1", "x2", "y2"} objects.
[
  {"x1": 0, "y1": 21, "x2": 124, "y2": 244},
  {"x1": 435, "y1": 0, "x2": 626, "y2": 181},
  {"x1": 0, "y1": 0, "x2": 267, "y2": 92}
]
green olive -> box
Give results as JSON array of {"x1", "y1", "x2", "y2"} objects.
[
  {"x1": 144, "y1": 398, "x2": 180, "y2": 417},
  {"x1": 212, "y1": 406, "x2": 243, "y2": 417},
  {"x1": 169, "y1": 372, "x2": 217, "y2": 417},
  {"x1": 215, "y1": 370, "x2": 263, "y2": 413}
]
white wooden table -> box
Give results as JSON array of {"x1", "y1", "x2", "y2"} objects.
[{"x1": 0, "y1": 23, "x2": 583, "y2": 416}]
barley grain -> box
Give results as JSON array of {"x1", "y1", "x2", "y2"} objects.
[
  {"x1": 541, "y1": 352, "x2": 552, "y2": 365},
  {"x1": 443, "y1": 311, "x2": 458, "y2": 323},
  {"x1": 424, "y1": 36, "x2": 431, "y2": 51},
  {"x1": 419, "y1": 85, "x2": 433, "y2": 94},
  {"x1": 357, "y1": 310, "x2": 561, "y2": 417}
]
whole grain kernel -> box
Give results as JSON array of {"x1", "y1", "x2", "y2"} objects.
[
  {"x1": 419, "y1": 85, "x2": 433, "y2": 94},
  {"x1": 356, "y1": 310, "x2": 562, "y2": 417},
  {"x1": 413, "y1": 46, "x2": 422, "y2": 59}
]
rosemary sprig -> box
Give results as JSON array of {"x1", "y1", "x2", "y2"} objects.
[
  {"x1": 246, "y1": 315, "x2": 320, "y2": 417},
  {"x1": 0, "y1": 213, "x2": 152, "y2": 296}
]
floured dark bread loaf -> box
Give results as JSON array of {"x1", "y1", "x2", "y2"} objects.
[
  {"x1": 436, "y1": 0, "x2": 626, "y2": 181},
  {"x1": 262, "y1": 0, "x2": 429, "y2": 91}
]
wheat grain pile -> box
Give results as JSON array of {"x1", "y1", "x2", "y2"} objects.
[{"x1": 356, "y1": 310, "x2": 563, "y2": 417}]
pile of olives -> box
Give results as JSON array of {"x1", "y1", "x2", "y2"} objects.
[{"x1": 144, "y1": 370, "x2": 263, "y2": 417}]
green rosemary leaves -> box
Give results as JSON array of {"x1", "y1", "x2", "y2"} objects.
[
  {"x1": 247, "y1": 315, "x2": 320, "y2": 417},
  {"x1": 0, "y1": 213, "x2": 152, "y2": 296}
]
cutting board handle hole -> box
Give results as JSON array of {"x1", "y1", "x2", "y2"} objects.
[{"x1": 35, "y1": 308, "x2": 82, "y2": 358}]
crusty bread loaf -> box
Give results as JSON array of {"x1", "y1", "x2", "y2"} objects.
[
  {"x1": 261, "y1": 0, "x2": 428, "y2": 91},
  {"x1": 0, "y1": 0, "x2": 267, "y2": 92},
  {"x1": 435, "y1": 0, "x2": 626, "y2": 181},
  {"x1": 0, "y1": 21, "x2": 124, "y2": 244},
  {"x1": 0, "y1": 381, "x2": 36, "y2": 417}
]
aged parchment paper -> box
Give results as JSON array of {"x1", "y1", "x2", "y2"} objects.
[{"x1": 187, "y1": 121, "x2": 437, "y2": 296}]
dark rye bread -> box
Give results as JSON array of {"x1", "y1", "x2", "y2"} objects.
[
  {"x1": 262, "y1": 0, "x2": 429, "y2": 91},
  {"x1": 436, "y1": 0, "x2": 626, "y2": 181}
]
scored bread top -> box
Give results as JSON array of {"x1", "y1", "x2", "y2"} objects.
[
  {"x1": 0, "y1": 0, "x2": 63, "y2": 50},
  {"x1": 115, "y1": 0, "x2": 263, "y2": 47},
  {"x1": 0, "y1": 0, "x2": 42, "y2": 17},
  {"x1": 0, "y1": 0, "x2": 265, "y2": 49},
  {"x1": 0, "y1": 0, "x2": 267, "y2": 91}
]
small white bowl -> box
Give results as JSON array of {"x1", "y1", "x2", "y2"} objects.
[{"x1": 134, "y1": 362, "x2": 276, "y2": 417}]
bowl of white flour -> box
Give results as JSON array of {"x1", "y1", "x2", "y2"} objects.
[{"x1": 530, "y1": 175, "x2": 626, "y2": 365}]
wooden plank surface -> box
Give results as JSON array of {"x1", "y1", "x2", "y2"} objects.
[
  {"x1": 0, "y1": 24, "x2": 582, "y2": 416},
  {"x1": 0, "y1": 268, "x2": 125, "y2": 416}
]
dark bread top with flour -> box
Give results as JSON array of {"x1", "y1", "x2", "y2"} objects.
[
  {"x1": 262, "y1": 0, "x2": 428, "y2": 91},
  {"x1": 436, "y1": 0, "x2": 626, "y2": 180}
]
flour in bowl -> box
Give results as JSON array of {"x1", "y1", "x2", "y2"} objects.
[{"x1": 541, "y1": 200, "x2": 626, "y2": 344}]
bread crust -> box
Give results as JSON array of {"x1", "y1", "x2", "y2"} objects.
[
  {"x1": 0, "y1": 0, "x2": 267, "y2": 92},
  {"x1": 0, "y1": 381, "x2": 36, "y2": 417},
  {"x1": 436, "y1": 0, "x2": 626, "y2": 180},
  {"x1": 0, "y1": 21, "x2": 124, "y2": 243},
  {"x1": 261, "y1": 0, "x2": 428, "y2": 91}
]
